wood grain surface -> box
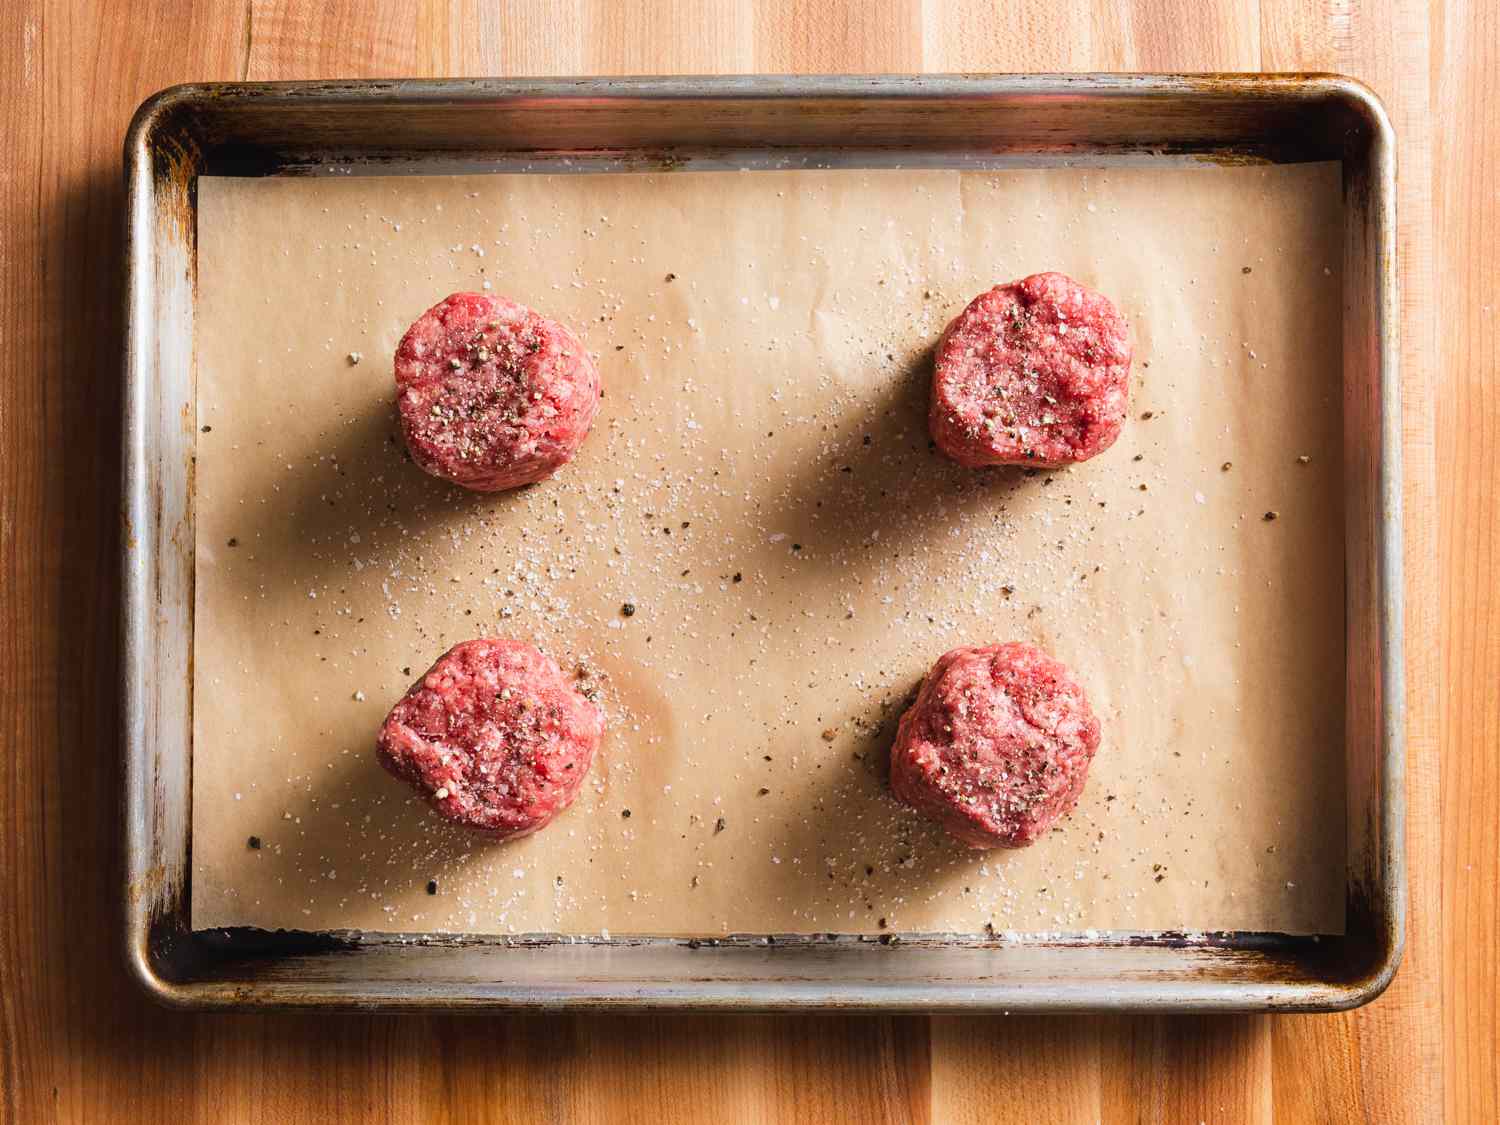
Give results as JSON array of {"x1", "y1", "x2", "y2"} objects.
[{"x1": 0, "y1": 0, "x2": 1478, "y2": 1121}]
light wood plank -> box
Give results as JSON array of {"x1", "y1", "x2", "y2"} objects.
[
  {"x1": 756, "y1": 0, "x2": 925, "y2": 72},
  {"x1": 1433, "y1": 0, "x2": 1500, "y2": 1118},
  {"x1": 931, "y1": 1018, "x2": 1103, "y2": 1124}
]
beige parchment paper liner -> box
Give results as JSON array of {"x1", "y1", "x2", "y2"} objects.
[{"x1": 192, "y1": 164, "x2": 1345, "y2": 937}]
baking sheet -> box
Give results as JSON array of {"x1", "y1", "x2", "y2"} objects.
[{"x1": 191, "y1": 162, "x2": 1345, "y2": 937}]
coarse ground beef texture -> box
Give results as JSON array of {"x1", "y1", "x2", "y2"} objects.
[
  {"x1": 394, "y1": 292, "x2": 601, "y2": 491},
  {"x1": 890, "y1": 642, "x2": 1101, "y2": 849},
  {"x1": 929, "y1": 272, "x2": 1131, "y2": 468},
  {"x1": 376, "y1": 638, "x2": 604, "y2": 840}
]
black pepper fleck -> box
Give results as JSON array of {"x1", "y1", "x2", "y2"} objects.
[
  {"x1": 247, "y1": 836, "x2": 261, "y2": 850},
  {"x1": 427, "y1": 880, "x2": 438, "y2": 895},
  {"x1": 621, "y1": 602, "x2": 636, "y2": 617}
]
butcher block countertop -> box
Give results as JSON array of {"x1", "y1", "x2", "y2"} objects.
[{"x1": 0, "y1": 0, "x2": 1486, "y2": 1121}]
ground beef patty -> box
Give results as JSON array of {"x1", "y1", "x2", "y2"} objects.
[
  {"x1": 376, "y1": 639, "x2": 604, "y2": 840},
  {"x1": 930, "y1": 272, "x2": 1131, "y2": 468},
  {"x1": 394, "y1": 293, "x2": 601, "y2": 491},
  {"x1": 890, "y1": 642, "x2": 1101, "y2": 848}
]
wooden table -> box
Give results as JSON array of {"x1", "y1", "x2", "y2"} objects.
[{"x1": 0, "y1": 1, "x2": 1482, "y2": 1121}]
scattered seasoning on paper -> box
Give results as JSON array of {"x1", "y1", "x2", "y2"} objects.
[{"x1": 191, "y1": 168, "x2": 1344, "y2": 942}]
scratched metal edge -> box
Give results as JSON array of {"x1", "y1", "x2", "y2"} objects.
[
  {"x1": 120, "y1": 74, "x2": 1403, "y2": 1012},
  {"x1": 1344, "y1": 74, "x2": 1406, "y2": 1010}
]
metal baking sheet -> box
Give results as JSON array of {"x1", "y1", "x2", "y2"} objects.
[{"x1": 123, "y1": 75, "x2": 1402, "y2": 1011}]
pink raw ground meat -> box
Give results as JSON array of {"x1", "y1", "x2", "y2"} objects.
[
  {"x1": 376, "y1": 638, "x2": 604, "y2": 840},
  {"x1": 394, "y1": 293, "x2": 601, "y2": 491},
  {"x1": 930, "y1": 272, "x2": 1131, "y2": 468},
  {"x1": 890, "y1": 642, "x2": 1101, "y2": 849}
]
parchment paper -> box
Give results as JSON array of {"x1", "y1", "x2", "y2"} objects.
[{"x1": 192, "y1": 163, "x2": 1345, "y2": 937}]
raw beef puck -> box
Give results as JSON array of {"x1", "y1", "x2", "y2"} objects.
[
  {"x1": 929, "y1": 272, "x2": 1131, "y2": 468},
  {"x1": 394, "y1": 292, "x2": 601, "y2": 491},
  {"x1": 376, "y1": 638, "x2": 604, "y2": 840},
  {"x1": 890, "y1": 642, "x2": 1101, "y2": 849}
]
